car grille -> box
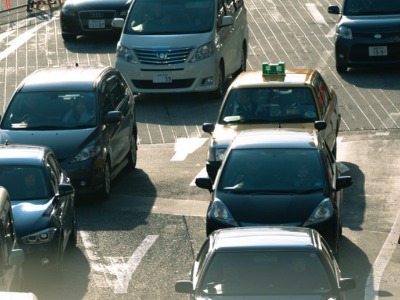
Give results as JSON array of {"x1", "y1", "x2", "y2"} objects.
[
  {"x1": 133, "y1": 47, "x2": 193, "y2": 65},
  {"x1": 349, "y1": 31, "x2": 400, "y2": 62},
  {"x1": 132, "y1": 79, "x2": 195, "y2": 89},
  {"x1": 79, "y1": 11, "x2": 116, "y2": 31}
]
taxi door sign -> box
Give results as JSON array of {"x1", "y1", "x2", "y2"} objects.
[{"x1": 262, "y1": 62, "x2": 285, "y2": 76}]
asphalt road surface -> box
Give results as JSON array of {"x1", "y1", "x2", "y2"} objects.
[{"x1": 0, "y1": 0, "x2": 400, "y2": 299}]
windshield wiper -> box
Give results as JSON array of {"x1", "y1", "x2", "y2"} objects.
[
  {"x1": 22, "y1": 125, "x2": 68, "y2": 130},
  {"x1": 291, "y1": 188, "x2": 323, "y2": 194}
]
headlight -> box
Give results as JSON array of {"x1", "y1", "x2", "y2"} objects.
[
  {"x1": 337, "y1": 26, "x2": 352, "y2": 39},
  {"x1": 116, "y1": 42, "x2": 137, "y2": 63},
  {"x1": 304, "y1": 198, "x2": 333, "y2": 226},
  {"x1": 207, "y1": 147, "x2": 226, "y2": 162},
  {"x1": 208, "y1": 199, "x2": 238, "y2": 226},
  {"x1": 22, "y1": 228, "x2": 57, "y2": 244},
  {"x1": 189, "y1": 42, "x2": 215, "y2": 63},
  {"x1": 71, "y1": 145, "x2": 101, "y2": 163},
  {"x1": 61, "y1": 7, "x2": 77, "y2": 17}
]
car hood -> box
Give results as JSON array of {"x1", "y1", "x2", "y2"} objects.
[
  {"x1": 64, "y1": 0, "x2": 131, "y2": 9},
  {"x1": 211, "y1": 123, "x2": 313, "y2": 149},
  {"x1": 340, "y1": 15, "x2": 400, "y2": 31},
  {"x1": 0, "y1": 128, "x2": 96, "y2": 161},
  {"x1": 11, "y1": 199, "x2": 53, "y2": 237},
  {"x1": 216, "y1": 192, "x2": 325, "y2": 225}
]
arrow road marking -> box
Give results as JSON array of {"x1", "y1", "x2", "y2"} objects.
[
  {"x1": 80, "y1": 232, "x2": 159, "y2": 294},
  {"x1": 171, "y1": 137, "x2": 207, "y2": 161}
]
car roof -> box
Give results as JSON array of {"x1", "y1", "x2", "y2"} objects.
[
  {"x1": 16, "y1": 66, "x2": 113, "y2": 92},
  {"x1": 230, "y1": 128, "x2": 320, "y2": 150},
  {"x1": 0, "y1": 144, "x2": 49, "y2": 166},
  {"x1": 210, "y1": 226, "x2": 320, "y2": 252},
  {"x1": 229, "y1": 68, "x2": 318, "y2": 89}
]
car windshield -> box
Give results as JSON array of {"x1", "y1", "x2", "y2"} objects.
[
  {"x1": 219, "y1": 87, "x2": 317, "y2": 125},
  {"x1": 218, "y1": 148, "x2": 325, "y2": 192},
  {"x1": 343, "y1": 0, "x2": 400, "y2": 16},
  {"x1": 1, "y1": 92, "x2": 97, "y2": 130},
  {"x1": 200, "y1": 251, "x2": 332, "y2": 296},
  {"x1": 125, "y1": 0, "x2": 215, "y2": 34},
  {"x1": 0, "y1": 166, "x2": 50, "y2": 200}
]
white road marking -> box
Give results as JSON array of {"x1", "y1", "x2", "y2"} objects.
[
  {"x1": 365, "y1": 209, "x2": 400, "y2": 300},
  {"x1": 0, "y1": 18, "x2": 52, "y2": 62},
  {"x1": 171, "y1": 137, "x2": 207, "y2": 161},
  {"x1": 190, "y1": 167, "x2": 208, "y2": 186},
  {"x1": 80, "y1": 232, "x2": 159, "y2": 294},
  {"x1": 306, "y1": 3, "x2": 328, "y2": 27}
]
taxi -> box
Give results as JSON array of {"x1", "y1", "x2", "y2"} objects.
[{"x1": 203, "y1": 62, "x2": 341, "y2": 180}]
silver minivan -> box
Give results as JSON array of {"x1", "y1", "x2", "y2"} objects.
[{"x1": 112, "y1": 0, "x2": 249, "y2": 96}]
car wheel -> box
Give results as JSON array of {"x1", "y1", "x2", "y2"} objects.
[
  {"x1": 67, "y1": 212, "x2": 78, "y2": 250},
  {"x1": 62, "y1": 33, "x2": 77, "y2": 41},
  {"x1": 99, "y1": 160, "x2": 111, "y2": 199},
  {"x1": 213, "y1": 63, "x2": 225, "y2": 99},
  {"x1": 127, "y1": 134, "x2": 137, "y2": 169},
  {"x1": 336, "y1": 65, "x2": 347, "y2": 73},
  {"x1": 52, "y1": 238, "x2": 65, "y2": 281},
  {"x1": 234, "y1": 44, "x2": 247, "y2": 78}
]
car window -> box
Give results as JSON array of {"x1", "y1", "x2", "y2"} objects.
[
  {"x1": 0, "y1": 166, "x2": 50, "y2": 200},
  {"x1": 343, "y1": 0, "x2": 400, "y2": 15},
  {"x1": 1, "y1": 92, "x2": 97, "y2": 130},
  {"x1": 219, "y1": 88, "x2": 318, "y2": 124},
  {"x1": 200, "y1": 251, "x2": 331, "y2": 296},
  {"x1": 313, "y1": 75, "x2": 330, "y2": 117},
  {"x1": 126, "y1": 0, "x2": 215, "y2": 34},
  {"x1": 218, "y1": 148, "x2": 325, "y2": 192}
]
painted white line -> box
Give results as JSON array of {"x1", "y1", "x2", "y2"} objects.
[
  {"x1": 171, "y1": 137, "x2": 207, "y2": 161},
  {"x1": 80, "y1": 232, "x2": 159, "y2": 293},
  {"x1": 113, "y1": 235, "x2": 159, "y2": 293},
  {"x1": 190, "y1": 167, "x2": 208, "y2": 186},
  {"x1": 0, "y1": 18, "x2": 51, "y2": 62},
  {"x1": 306, "y1": 3, "x2": 328, "y2": 27},
  {"x1": 365, "y1": 209, "x2": 400, "y2": 300}
]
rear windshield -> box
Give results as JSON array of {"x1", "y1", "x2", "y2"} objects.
[
  {"x1": 343, "y1": 0, "x2": 400, "y2": 16},
  {"x1": 125, "y1": 0, "x2": 215, "y2": 34}
]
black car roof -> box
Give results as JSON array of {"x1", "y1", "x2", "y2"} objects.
[
  {"x1": 0, "y1": 144, "x2": 49, "y2": 166},
  {"x1": 230, "y1": 128, "x2": 320, "y2": 150},
  {"x1": 17, "y1": 66, "x2": 113, "y2": 92}
]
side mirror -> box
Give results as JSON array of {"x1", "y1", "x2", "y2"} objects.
[
  {"x1": 9, "y1": 248, "x2": 24, "y2": 266},
  {"x1": 105, "y1": 111, "x2": 123, "y2": 124},
  {"x1": 202, "y1": 123, "x2": 215, "y2": 134},
  {"x1": 314, "y1": 120, "x2": 327, "y2": 131},
  {"x1": 175, "y1": 280, "x2": 194, "y2": 294},
  {"x1": 195, "y1": 177, "x2": 213, "y2": 192},
  {"x1": 328, "y1": 5, "x2": 340, "y2": 14},
  {"x1": 336, "y1": 175, "x2": 353, "y2": 190},
  {"x1": 221, "y1": 15, "x2": 234, "y2": 27},
  {"x1": 340, "y1": 278, "x2": 356, "y2": 291},
  {"x1": 58, "y1": 183, "x2": 75, "y2": 196},
  {"x1": 112, "y1": 18, "x2": 125, "y2": 29}
]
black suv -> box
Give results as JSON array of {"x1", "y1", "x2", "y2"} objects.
[
  {"x1": 0, "y1": 66, "x2": 138, "y2": 199},
  {"x1": 328, "y1": 0, "x2": 400, "y2": 73}
]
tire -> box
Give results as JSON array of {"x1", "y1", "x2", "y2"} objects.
[
  {"x1": 67, "y1": 212, "x2": 78, "y2": 250},
  {"x1": 234, "y1": 44, "x2": 247, "y2": 78},
  {"x1": 99, "y1": 160, "x2": 111, "y2": 200},
  {"x1": 127, "y1": 134, "x2": 137, "y2": 169},
  {"x1": 336, "y1": 65, "x2": 347, "y2": 73},
  {"x1": 213, "y1": 63, "x2": 225, "y2": 99},
  {"x1": 52, "y1": 238, "x2": 65, "y2": 282},
  {"x1": 62, "y1": 33, "x2": 77, "y2": 41}
]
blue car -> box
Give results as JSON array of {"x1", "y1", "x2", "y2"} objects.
[{"x1": 0, "y1": 144, "x2": 76, "y2": 279}]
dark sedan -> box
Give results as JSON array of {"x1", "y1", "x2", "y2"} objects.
[
  {"x1": 0, "y1": 66, "x2": 138, "y2": 199},
  {"x1": 60, "y1": 0, "x2": 133, "y2": 41},
  {"x1": 328, "y1": 0, "x2": 400, "y2": 73},
  {"x1": 0, "y1": 144, "x2": 76, "y2": 278},
  {"x1": 196, "y1": 128, "x2": 353, "y2": 255}
]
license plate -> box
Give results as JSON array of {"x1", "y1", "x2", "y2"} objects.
[
  {"x1": 369, "y1": 46, "x2": 387, "y2": 56},
  {"x1": 88, "y1": 19, "x2": 105, "y2": 29},
  {"x1": 153, "y1": 73, "x2": 172, "y2": 83}
]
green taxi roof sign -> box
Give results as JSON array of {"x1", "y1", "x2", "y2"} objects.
[{"x1": 262, "y1": 62, "x2": 285, "y2": 76}]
